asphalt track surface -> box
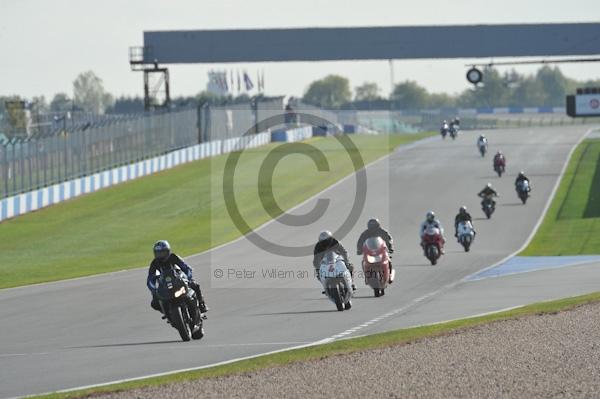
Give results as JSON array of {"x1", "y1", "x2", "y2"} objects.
[{"x1": 0, "y1": 126, "x2": 597, "y2": 398}]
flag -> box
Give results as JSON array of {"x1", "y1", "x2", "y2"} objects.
[
  {"x1": 237, "y1": 70, "x2": 241, "y2": 92},
  {"x1": 243, "y1": 71, "x2": 254, "y2": 91},
  {"x1": 230, "y1": 70, "x2": 235, "y2": 93}
]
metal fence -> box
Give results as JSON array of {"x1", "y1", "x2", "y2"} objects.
[{"x1": 0, "y1": 108, "x2": 197, "y2": 198}]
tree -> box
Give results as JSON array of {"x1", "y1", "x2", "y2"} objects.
[
  {"x1": 536, "y1": 66, "x2": 569, "y2": 106},
  {"x1": 73, "y1": 71, "x2": 114, "y2": 114},
  {"x1": 50, "y1": 93, "x2": 72, "y2": 112},
  {"x1": 391, "y1": 81, "x2": 428, "y2": 109},
  {"x1": 354, "y1": 82, "x2": 383, "y2": 101},
  {"x1": 303, "y1": 75, "x2": 352, "y2": 108}
]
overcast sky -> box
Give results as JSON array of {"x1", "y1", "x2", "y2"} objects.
[{"x1": 2, "y1": 0, "x2": 600, "y2": 100}]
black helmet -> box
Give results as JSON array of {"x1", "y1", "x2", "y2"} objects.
[
  {"x1": 459, "y1": 206, "x2": 467, "y2": 214},
  {"x1": 153, "y1": 240, "x2": 171, "y2": 261},
  {"x1": 367, "y1": 218, "x2": 380, "y2": 230}
]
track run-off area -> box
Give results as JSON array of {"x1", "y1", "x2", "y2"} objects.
[{"x1": 1, "y1": 126, "x2": 599, "y2": 398}]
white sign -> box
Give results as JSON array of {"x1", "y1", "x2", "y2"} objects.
[{"x1": 575, "y1": 94, "x2": 600, "y2": 116}]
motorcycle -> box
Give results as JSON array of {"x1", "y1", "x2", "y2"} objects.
[
  {"x1": 422, "y1": 225, "x2": 443, "y2": 265},
  {"x1": 457, "y1": 220, "x2": 475, "y2": 252},
  {"x1": 361, "y1": 237, "x2": 394, "y2": 298},
  {"x1": 440, "y1": 125, "x2": 449, "y2": 139},
  {"x1": 494, "y1": 157, "x2": 506, "y2": 177},
  {"x1": 449, "y1": 125, "x2": 458, "y2": 140},
  {"x1": 481, "y1": 197, "x2": 496, "y2": 219},
  {"x1": 478, "y1": 142, "x2": 487, "y2": 157},
  {"x1": 516, "y1": 180, "x2": 531, "y2": 204},
  {"x1": 319, "y1": 251, "x2": 353, "y2": 311},
  {"x1": 156, "y1": 266, "x2": 204, "y2": 341}
]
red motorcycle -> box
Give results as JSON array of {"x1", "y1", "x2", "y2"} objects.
[
  {"x1": 361, "y1": 237, "x2": 393, "y2": 297},
  {"x1": 493, "y1": 155, "x2": 506, "y2": 177},
  {"x1": 422, "y1": 226, "x2": 443, "y2": 265}
]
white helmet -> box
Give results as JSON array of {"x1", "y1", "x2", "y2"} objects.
[{"x1": 318, "y1": 231, "x2": 332, "y2": 242}]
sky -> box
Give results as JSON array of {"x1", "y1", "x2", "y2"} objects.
[{"x1": 1, "y1": 0, "x2": 600, "y2": 101}]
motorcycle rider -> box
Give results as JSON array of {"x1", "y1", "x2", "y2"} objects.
[
  {"x1": 452, "y1": 116, "x2": 460, "y2": 127},
  {"x1": 313, "y1": 231, "x2": 356, "y2": 290},
  {"x1": 147, "y1": 240, "x2": 208, "y2": 315},
  {"x1": 419, "y1": 211, "x2": 445, "y2": 254},
  {"x1": 493, "y1": 150, "x2": 505, "y2": 167},
  {"x1": 515, "y1": 171, "x2": 531, "y2": 191},
  {"x1": 356, "y1": 218, "x2": 394, "y2": 284},
  {"x1": 478, "y1": 183, "x2": 499, "y2": 208},
  {"x1": 440, "y1": 120, "x2": 450, "y2": 135},
  {"x1": 454, "y1": 206, "x2": 475, "y2": 237},
  {"x1": 477, "y1": 134, "x2": 488, "y2": 150}
]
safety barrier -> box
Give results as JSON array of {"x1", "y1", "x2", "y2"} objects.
[
  {"x1": 271, "y1": 126, "x2": 313, "y2": 142},
  {"x1": 0, "y1": 133, "x2": 271, "y2": 222}
]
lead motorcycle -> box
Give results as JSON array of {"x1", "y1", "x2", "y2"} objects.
[
  {"x1": 361, "y1": 237, "x2": 394, "y2": 297},
  {"x1": 516, "y1": 180, "x2": 531, "y2": 204},
  {"x1": 457, "y1": 220, "x2": 475, "y2": 252},
  {"x1": 422, "y1": 225, "x2": 443, "y2": 265},
  {"x1": 319, "y1": 251, "x2": 353, "y2": 311},
  {"x1": 156, "y1": 266, "x2": 204, "y2": 341}
]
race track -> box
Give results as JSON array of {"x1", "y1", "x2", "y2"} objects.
[{"x1": 0, "y1": 126, "x2": 596, "y2": 398}]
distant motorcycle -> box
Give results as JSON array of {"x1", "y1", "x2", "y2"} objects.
[
  {"x1": 478, "y1": 142, "x2": 487, "y2": 157},
  {"x1": 440, "y1": 125, "x2": 449, "y2": 139},
  {"x1": 422, "y1": 225, "x2": 443, "y2": 265},
  {"x1": 494, "y1": 157, "x2": 506, "y2": 177},
  {"x1": 449, "y1": 124, "x2": 459, "y2": 140},
  {"x1": 481, "y1": 197, "x2": 496, "y2": 219},
  {"x1": 319, "y1": 251, "x2": 353, "y2": 311},
  {"x1": 156, "y1": 266, "x2": 204, "y2": 342},
  {"x1": 361, "y1": 237, "x2": 394, "y2": 297},
  {"x1": 457, "y1": 221, "x2": 475, "y2": 252},
  {"x1": 516, "y1": 180, "x2": 531, "y2": 204}
]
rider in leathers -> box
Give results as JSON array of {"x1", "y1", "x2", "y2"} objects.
[
  {"x1": 515, "y1": 171, "x2": 531, "y2": 190},
  {"x1": 356, "y1": 218, "x2": 394, "y2": 283},
  {"x1": 419, "y1": 211, "x2": 445, "y2": 254},
  {"x1": 454, "y1": 206, "x2": 475, "y2": 237},
  {"x1": 478, "y1": 183, "x2": 499, "y2": 208},
  {"x1": 147, "y1": 240, "x2": 208, "y2": 315},
  {"x1": 313, "y1": 231, "x2": 356, "y2": 290}
]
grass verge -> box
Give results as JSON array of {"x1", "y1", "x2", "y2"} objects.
[
  {"x1": 31, "y1": 291, "x2": 600, "y2": 399},
  {"x1": 521, "y1": 138, "x2": 600, "y2": 255},
  {"x1": 0, "y1": 132, "x2": 433, "y2": 288}
]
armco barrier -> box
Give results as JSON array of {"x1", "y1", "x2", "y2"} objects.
[
  {"x1": 0, "y1": 132, "x2": 271, "y2": 223},
  {"x1": 271, "y1": 126, "x2": 313, "y2": 142}
]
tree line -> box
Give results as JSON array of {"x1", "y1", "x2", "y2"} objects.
[
  {"x1": 2, "y1": 66, "x2": 599, "y2": 125},
  {"x1": 303, "y1": 66, "x2": 600, "y2": 109}
]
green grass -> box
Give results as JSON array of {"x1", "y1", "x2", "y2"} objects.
[
  {"x1": 0, "y1": 133, "x2": 433, "y2": 289},
  {"x1": 31, "y1": 291, "x2": 600, "y2": 399},
  {"x1": 521, "y1": 138, "x2": 600, "y2": 255}
]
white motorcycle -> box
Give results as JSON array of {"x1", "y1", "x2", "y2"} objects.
[
  {"x1": 319, "y1": 251, "x2": 353, "y2": 311},
  {"x1": 457, "y1": 220, "x2": 475, "y2": 252}
]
